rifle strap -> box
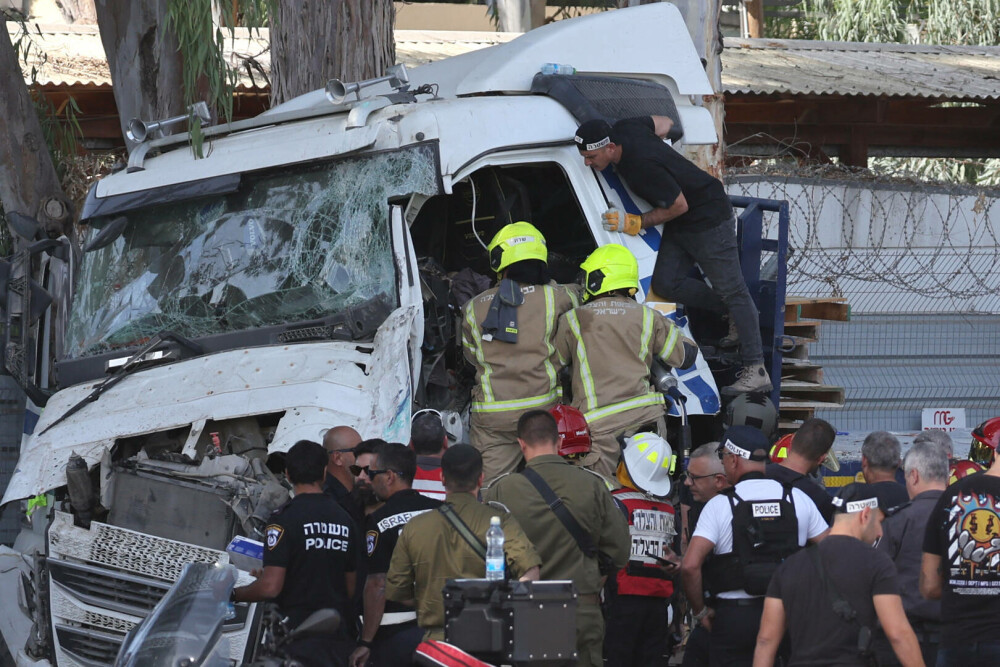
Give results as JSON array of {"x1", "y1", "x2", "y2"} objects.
[
  {"x1": 521, "y1": 467, "x2": 597, "y2": 559},
  {"x1": 437, "y1": 503, "x2": 487, "y2": 560}
]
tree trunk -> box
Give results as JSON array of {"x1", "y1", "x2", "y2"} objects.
[
  {"x1": 671, "y1": 0, "x2": 725, "y2": 178},
  {"x1": 270, "y1": 0, "x2": 396, "y2": 107},
  {"x1": 495, "y1": 0, "x2": 531, "y2": 32},
  {"x1": 0, "y1": 20, "x2": 73, "y2": 242},
  {"x1": 55, "y1": 0, "x2": 97, "y2": 24},
  {"x1": 94, "y1": 0, "x2": 187, "y2": 146}
]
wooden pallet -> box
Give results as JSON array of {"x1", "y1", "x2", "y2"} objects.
[
  {"x1": 778, "y1": 296, "x2": 849, "y2": 430},
  {"x1": 781, "y1": 362, "x2": 824, "y2": 384},
  {"x1": 785, "y1": 296, "x2": 850, "y2": 323},
  {"x1": 779, "y1": 381, "x2": 845, "y2": 406}
]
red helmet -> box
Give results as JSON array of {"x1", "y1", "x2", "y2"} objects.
[
  {"x1": 970, "y1": 418, "x2": 1000, "y2": 466},
  {"x1": 770, "y1": 434, "x2": 794, "y2": 464},
  {"x1": 550, "y1": 405, "x2": 591, "y2": 459},
  {"x1": 950, "y1": 459, "x2": 985, "y2": 485}
]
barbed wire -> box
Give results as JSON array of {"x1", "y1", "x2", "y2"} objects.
[{"x1": 727, "y1": 162, "x2": 1000, "y2": 312}]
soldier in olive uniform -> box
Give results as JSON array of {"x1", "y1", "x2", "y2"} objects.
[
  {"x1": 385, "y1": 445, "x2": 542, "y2": 640},
  {"x1": 483, "y1": 410, "x2": 631, "y2": 667}
]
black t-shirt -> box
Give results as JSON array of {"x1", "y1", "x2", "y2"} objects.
[
  {"x1": 871, "y1": 480, "x2": 909, "y2": 512},
  {"x1": 922, "y1": 472, "x2": 1000, "y2": 646},
  {"x1": 264, "y1": 493, "x2": 359, "y2": 628},
  {"x1": 612, "y1": 117, "x2": 733, "y2": 230},
  {"x1": 767, "y1": 536, "x2": 898, "y2": 666},
  {"x1": 325, "y1": 474, "x2": 365, "y2": 528},
  {"x1": 766, "y1": 463, "x2": 835, "y2": 526},
  {"x1": 365, "y1": 488, "x2": 442, "y2": 615}
]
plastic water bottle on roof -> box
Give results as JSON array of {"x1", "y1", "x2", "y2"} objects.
[{"x1": 540, "y1": 63, "x2": 576, "y2": 76}]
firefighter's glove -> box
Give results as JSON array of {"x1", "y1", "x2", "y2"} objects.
[{"x1": 602, "y1": 208, "x2": 642, "y2": 235}]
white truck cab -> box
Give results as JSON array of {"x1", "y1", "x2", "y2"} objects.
[{"x1": 0, "y1": 5, "x2": 723, "y2": 665}]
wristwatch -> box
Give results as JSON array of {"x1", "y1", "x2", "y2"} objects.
[
  {"x1": 357, "y1": 638, "x2": 373, "y2": 649},
  {"x1": 692, "y1": 606, "x2": 710, "y2": 622}
]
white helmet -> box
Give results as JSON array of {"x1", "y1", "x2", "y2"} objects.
[{"x1": 622, "y1": 433, "x2": 675, "y2": 497}]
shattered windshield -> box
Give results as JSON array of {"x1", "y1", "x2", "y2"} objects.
[{"x1": 66, "y1": 144, "x2": 439, "y2": 359}]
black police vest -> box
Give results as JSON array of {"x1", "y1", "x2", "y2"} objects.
[{"x1": 703, "y1": 476, "x2": 800, "y2": 596}]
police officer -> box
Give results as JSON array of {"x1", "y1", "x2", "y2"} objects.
[
  {"x1": 462, "y1": 221, "x2": 581, "y2": 483},
  {"x1": 605, "y1": 433, "x2": 680, "y2": 667},
  {"x1": 385, "y1": 445, "x2": 541, "y2": 640},
  {"x1": 483, "y1": 410, "x2": 631, "y2": 667},
  {"x1": 350, "y1": 443, "x2": 441, "y2": 667},
  {"x1": 233, "y1": 440, "x2": 359, "y2": 666},
  {"x1": 680, "y1": 426, "x2": 828, "y2": 667},
  {"x1": 324, "y1": 425, "x2": 363, "y2": 525},
  {"x1": 553, "y1": 244, "x2": 697, "y2": 478}
]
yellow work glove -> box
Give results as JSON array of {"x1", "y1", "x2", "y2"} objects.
[{"x1": 602, "y1": 208, "x2": 642, "y2": 235}]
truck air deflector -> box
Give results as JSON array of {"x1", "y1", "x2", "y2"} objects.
[{"x1": 530, "y1": 73, "x2": 684, "y2": 142}]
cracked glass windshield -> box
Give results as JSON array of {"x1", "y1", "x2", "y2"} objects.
[{"x1": 66, "y1": 144, "x2": 439, "y2": 359}]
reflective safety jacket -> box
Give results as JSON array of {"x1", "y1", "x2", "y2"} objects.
[
  {"x1": 553, "y1": 295, "x2": 692, "y2": 428},
  {"x1": 462, "y1": 281, "x2": 580, "y2": 415},
  {"x1": 613, "y1": 488, "x2": 676, "y2": 597}
]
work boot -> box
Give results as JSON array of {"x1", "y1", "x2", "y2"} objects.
[
  {"x1": 718, "y1": 317, "x2": 740, "y2": 349},
  {"x1": 722, "y1": 363, "x2": 772, "y2": 395}
]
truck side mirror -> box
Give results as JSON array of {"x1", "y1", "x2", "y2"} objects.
[{"x1": 83, "y1": 216, "x2": 129, "y2": 253}]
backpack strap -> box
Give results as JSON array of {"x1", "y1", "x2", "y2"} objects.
[
  {"x1": 521, "y1": 467, "x2": 598, "y2": 559},
  {"x1": 437, "y1": 503, "x2": 487, "y2": 560}
]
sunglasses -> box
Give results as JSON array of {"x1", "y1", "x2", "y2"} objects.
[
  {"x1": 683, "y1": 470, "x2": 724, "y2": 482},
  {"x1": 412, "y1": 408, "x2": 443, "y2": 421},
  {"x1": 349, "y1": 465, "x2": 394, "y2": 479}
]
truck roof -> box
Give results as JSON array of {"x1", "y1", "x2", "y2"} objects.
[{"x1": 93, "y1": 3, "x2": 715, "y2": 200}]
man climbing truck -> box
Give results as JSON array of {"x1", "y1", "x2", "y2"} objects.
[{"x1": 0, "y1": 5, "x2": 788, "y2": 665}]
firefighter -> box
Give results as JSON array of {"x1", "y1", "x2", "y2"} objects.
[
  {"x1": 969, "y1": 417, "x2": 1000, "y2": 467},
  {"x1": 604, "y1": 433, "x2": 680, "y2": 667},
  {"x1": 553, "y1": 244, "x2": 697, "y2": 478},
  {"x1": 680, "y1": 426, "x2": 828, "y2": 667},
  {"x1": 461, "y1": 222, "x2": 581, "y2": 483}
]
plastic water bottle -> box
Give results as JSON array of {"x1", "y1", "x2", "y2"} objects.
[
  {"x1": 540, "y1": 63, "x2": 576, "y2": 76},
  {"x1": 485, "y1": 516, "x2": 505, "y2": 581}
]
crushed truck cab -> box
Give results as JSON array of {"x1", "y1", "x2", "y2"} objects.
[{"x1": 0, "y1": 5, "x2": 742, "y2": 665}]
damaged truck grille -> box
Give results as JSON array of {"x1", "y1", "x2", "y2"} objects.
[
  {"x1": 45, "y1": 510, "x2": 250, "y2": 666},
  {"x1": 49, "y1": 559, "x2": 171, "y2": 616}
]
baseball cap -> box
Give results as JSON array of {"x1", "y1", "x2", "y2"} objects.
[
  {"x1": 718, "y1": 425, "x2": 770, "y2": 462},
  {"x1": 831, "y1": 483, "x2": 894, "y2": 514},
  {"x1": 574, "y1": 119, "x2": 614, "y2": 152}
]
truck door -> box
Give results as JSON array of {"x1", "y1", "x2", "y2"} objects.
[{"x1": 391, "y1": 204, "x2": 424, "y2": 394}]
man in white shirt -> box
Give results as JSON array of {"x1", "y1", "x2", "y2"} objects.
[{"x1": 680, "y1": 426, "x2": 829, "y2": 667}]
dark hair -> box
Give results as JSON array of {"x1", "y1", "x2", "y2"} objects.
[
  {"x1": 375, "y1": 442, "x2": 417, "y2": 486},
  {"x1": 517, "y1": 410, "x2": 559, "y2": 446},
  {"x1": 505, "y1": 259, "x2": 550, "y2": 286},
  {"x1": 791, "y1": 418, "x2": 836, "y2": 461},
  {"x1": 354, "y1": 438, "x2": 388, "y2": 458},
  {"x1": 411, "y1": 413, "x2": 446, "y2": 455},
  {"x1": 441, "y1": 444, "x2": 483, "y2": 493},
  {"x1": 285, "y1": 440, "x2": 328, "y2": 485}
]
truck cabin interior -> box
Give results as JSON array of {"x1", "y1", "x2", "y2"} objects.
[{"x1": 408, "y1": 162, "x2": 596, "y2": 412}]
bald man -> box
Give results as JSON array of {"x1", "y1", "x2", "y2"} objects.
[{"x1": 324, "y1": 426, "x2": 362, "y2": 524}]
